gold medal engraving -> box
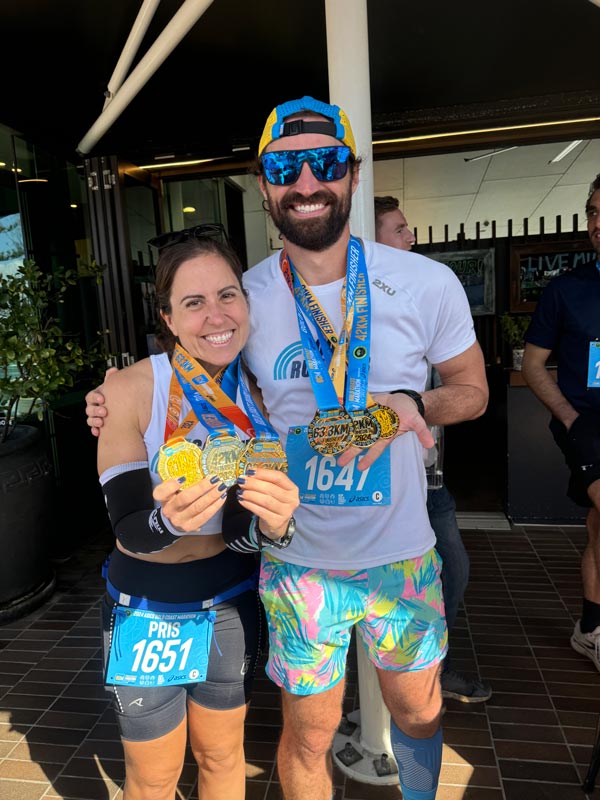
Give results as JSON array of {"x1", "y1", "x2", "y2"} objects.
[
  {"x1": 349, "y1": 409, "x2": 381, "y2": 448},
  {"x1": 237, "y1": 438, "x2": 288, "y2": 475},
  {"x1": 371, "y1": 404, "x2": 400, "y2": 440},
  {"x1": 202, "y1": 433, "x2": 245, "y2": 487},
  {"x1": 157, "y1": 437, "x2": 204, "y2": 486},
  {"x1": 307, "y1": 409, "x2": 354, "y2": 455}
]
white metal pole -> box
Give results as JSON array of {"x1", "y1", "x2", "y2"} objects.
[
  {"x1": 77, "y1": 0, "x2": 215, "y2": 155},
  {"x1": 325, "y1": 0, "x2": 374, "y2": 242},
  {"x1": 103, "y1": 0, "x2": 162, "y2": 109},
  {"x1": 325, "y1": 0, "x2": 396, "y2": 783}
]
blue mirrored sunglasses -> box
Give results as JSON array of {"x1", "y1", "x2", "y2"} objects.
[{"x1": 260, "y1": 146, "x2": 351, "y2": 186}]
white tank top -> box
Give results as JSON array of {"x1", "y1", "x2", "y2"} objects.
[{"x1": 143, "y1": 353, "x2": 226, "y2": 535}]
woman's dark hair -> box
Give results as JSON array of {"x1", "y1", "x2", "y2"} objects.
[{"x1": 154, "y1": 236, "x2": 246, "y2": 352}]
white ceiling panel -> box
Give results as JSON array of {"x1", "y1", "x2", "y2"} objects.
[
  {"x1": 374, "y1": 186, "x2": 408, "y2": 210},
  {"x1": 373, "y1": 159, "x2": 407, "y2": 191},
  {"x1": 468, "y1": 176, "x2": 557, "y2": 228},
  {"x1": 555, "y1": 139, "x2": 600, "y2": 185},
  {"x1": 372, "y1": 137, "x2": 600, "y2": 244},
  {"x1": 481, "y1": 142, "x2": 580, "y2": 180},
  {"x1": 403, "y1": 152, "x2": 488, "y2": 199},
  {"x1": 405, "y1": 195, "x2": 475, "y2": 244},
  {"x1": 528, "y1": 183, "x2": 591, "y2": 234}
]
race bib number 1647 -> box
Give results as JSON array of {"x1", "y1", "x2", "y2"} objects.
[{"x1": 286, "y1": 425, "x2": 391, "y2": 507}]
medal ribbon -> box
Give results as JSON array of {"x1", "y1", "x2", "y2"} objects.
[
  {"x1": 163, "y1": 371, "x2": 200, "y2": 443},
  {"x1": 170, "y1": 343, "x2": 255, "y2": 438},
  {"x1": 281, "y1": 237, "x2": 373, "y2": 414},
  {"x1": 234, "y1": 358, "x2": 281, "y2": 442},
  {"x1": 344, "y1": 238, "x2": 372, "y2": 413},
  {"x1": 280, "y1": 252, "x2": 343, "y2": 413}
]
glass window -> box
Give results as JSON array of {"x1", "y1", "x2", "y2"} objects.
[{"x1": 0, "y1": 125, "x2": 23, "y2": 277}]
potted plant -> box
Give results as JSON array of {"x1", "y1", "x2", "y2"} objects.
[
  {"x1": 500, "y1": 312, "x2": 532, "y2": 371},
  {"x1": 0, "y1": 259, "x2": 105, "y2": 621}
]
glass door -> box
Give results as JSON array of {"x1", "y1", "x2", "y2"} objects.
[{"x1": 84, "y1": 156, "x2": 161, "y2": 361}]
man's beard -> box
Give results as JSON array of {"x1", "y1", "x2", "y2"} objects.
[{"x1": 265, "y1": 185, "x2": 352, "y2": 251}]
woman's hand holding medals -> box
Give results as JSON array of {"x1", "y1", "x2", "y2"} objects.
[
  {"x1": 335, "y1": 391, "x2": 434, "y2": 471},
  {"x1": 153, "y1": 474, "x2": 230, "y2": 533},
  {"x1": 154, "y1": 433, "x2": 299, "y2": 539},
  {"x1": 153, "y1": 464, "x2": 299, "y2": 540},
  {"x1": 236, "y1": 468, "x2": 300, "y2": 540}
]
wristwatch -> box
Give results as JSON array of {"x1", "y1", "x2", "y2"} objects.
[
  {"x1": 390, "y1": 389, "x2": 425, "y2": 417},
  {"x1": 256, "y1": 516, "x2": 296, "y2": 550}
]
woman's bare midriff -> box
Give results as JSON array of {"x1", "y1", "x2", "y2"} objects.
[{"x1": 116, "y1": 533, "x2": 227, "y2": 563}]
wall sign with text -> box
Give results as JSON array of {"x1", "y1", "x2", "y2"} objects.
[
  {"x1": 428, "y1": 248, "x2": 495, "y2": 316},
  {"x1": 510, "y1": 240, "x2": 595, "y2": 312}
]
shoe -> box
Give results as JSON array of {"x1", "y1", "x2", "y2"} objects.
[
  {"x1": 571, "y1": 620, "x2": 600, "y2": 671},
  {"x1": 441, "y1": 669, "x2": 492, "y2": 703}
]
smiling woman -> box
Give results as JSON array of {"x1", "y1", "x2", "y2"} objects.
[
  {"x1": 92, "y1": 230, "x2": 299, "y2": 800},
  {"x1": 154, "y1": 238, "x2": 250, "y2": 374}
]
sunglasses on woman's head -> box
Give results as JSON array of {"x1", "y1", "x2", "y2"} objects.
[
  {"x1": 260, "y1": 146, "x2": 351, "y2": 186},
  {"x1": 148, "y1": 223, "x2": 229, "y2": 251}
]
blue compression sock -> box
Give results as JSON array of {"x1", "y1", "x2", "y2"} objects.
[{"x1": 390, "y1": 719, "x2": 442, "y2": 800}]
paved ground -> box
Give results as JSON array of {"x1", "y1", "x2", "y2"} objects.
[{"x1": 1, "y1": 522, "x2": 599, "y2": 799}]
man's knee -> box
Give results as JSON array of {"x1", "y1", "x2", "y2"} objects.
[
  {"x1": 281, "y1": 694, "x2": 342, "y2": 756},
  {"x1": 381, "y1": 666, "x2": 443, "y2": 724},
  {"x1": 389, "y1": 698, "x2": 443, "y2": 739},
  {"x1": 282, "y1": 715, "x2": 339, "y2": 759}
]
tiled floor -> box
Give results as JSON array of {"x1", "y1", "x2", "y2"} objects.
[{"x1": 1, "y1": 522, "x2": 600, "y2": 800}]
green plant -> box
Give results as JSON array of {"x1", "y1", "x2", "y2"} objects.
[
  {"x1": 0, "y1": 259, "x2": 106, "y2": 443},
  {"x1": 499, "y1": 312, "x2": 532, "y2": 350}
]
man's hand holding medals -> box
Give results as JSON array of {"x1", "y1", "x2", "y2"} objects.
[{"x1": 336, "y1": 390, "x2": 434, "y2": 470}]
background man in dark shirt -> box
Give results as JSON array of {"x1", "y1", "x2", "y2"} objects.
[{"x1": 522, "y1": 173, "x2": 600, "y2": 669}]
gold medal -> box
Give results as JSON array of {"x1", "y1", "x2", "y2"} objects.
[
  {"x1": 349, "y1": 409, "x2": 381, "y2": 448},
  {"x1": 157, "y1": 437, "x2": 204, "y2": 487},
  {"x1": 201, "y1": 433, "x2": 245, "y2": 487},
  {"x1": 237, "y1": 438, "x2": 288, "y2": 475},
  {"x1": 307, "y1": 408, "x2": 355, "y2": 455},
  {"x1": 371, "y1": 404, "x2": 400, "y2": 440}
]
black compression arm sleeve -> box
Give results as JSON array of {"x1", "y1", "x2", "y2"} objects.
[
  {"x1": 221, "y1": 486, "x2": 258, "y2": 552},
  {"x1": 102, "y1": 467, "x2": 181, "y2": 554}
]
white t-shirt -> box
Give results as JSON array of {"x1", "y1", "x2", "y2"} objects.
[{"x1": 242, "y1": 239, "x2": 475, "y2": 569}]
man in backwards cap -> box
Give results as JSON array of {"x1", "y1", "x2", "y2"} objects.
[
  {"x1": 87, "y1": 96, "x2": 488, "y2": 799},
  {"x1": 242, "y1": 96, "x2": 488, "y2": 800}
]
